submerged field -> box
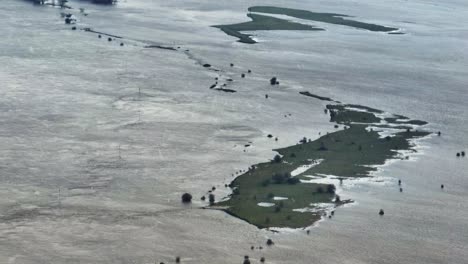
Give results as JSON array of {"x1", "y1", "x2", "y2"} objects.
[{"x1": 217, "y1": 100, "x2": 430, "y2": 229}]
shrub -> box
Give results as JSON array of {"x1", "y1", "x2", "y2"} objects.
[
  {"x1": 327, "y1": 184, "x2": 336, "y2": 194},
  {"x1": 273, "y1": 154, "x2": 282, "y2": 163},
  {"x1": 299, "y1": 137, "x2": 307, "y2": 144},
  {"x1": 181, "y1": 193, "x2": 192, "y2": 203},
  {"x1": 209, "y1": 194, "x2": 215, "y2": 204},
  {"x1": 335, "y1": 195, "x2": 341, "y2": 203},
  {"x1": 266, "y1": 239, "x2": 274, "y2": 246},
  {"x1": 270, "y1": 77, "x2": 277, "y2": 85},
  {"x1": 232, "y1": 188, "x2": 240, "y2": 195}
]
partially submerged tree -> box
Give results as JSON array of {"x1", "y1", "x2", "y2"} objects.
[
  {"x1": 208, "y1": 194, "x2": 215, "y2": 205},
  {"x1": 270, "y1": 77, "x2": 277, "y2": 85},
  {"x1": 273, "y1": 154, "x2": 282, "y2": 163},
  {"x1": 181, "y1": 193, "x2": 192, "y2": 203},
  {"x1": 266, "y1": 239, "x2": 274, "y2": 246}
]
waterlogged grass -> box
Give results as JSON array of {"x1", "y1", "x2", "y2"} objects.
[
  {"x1": 249, "y1": 6, "x2": 399, "y2": 32},
  {"x1": 217, "y1": 101, "x2": 429, "y2": 229},
  {"x1": 213, "y1": 13, "x2": 323, "y2": 44}
]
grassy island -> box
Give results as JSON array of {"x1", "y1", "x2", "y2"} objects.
[
  {"x1": 216, "y1": 96, "x2": 430, "y2": 229},
  {"x1": 214, "y1": 6, "x2": 399, "y2": 43},
  {"x1": 213, "y1": 13, "x2": 323, "y2": 44}
]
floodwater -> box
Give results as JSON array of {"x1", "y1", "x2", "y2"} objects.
[{"x1": 1, "y1": 0, "x2": 467, "y2": 263}]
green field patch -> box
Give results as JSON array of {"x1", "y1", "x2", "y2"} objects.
[
  {"x1": 249, "y1": 6, "x2": 399, "y2": 32},
  {"x1": 213, "y1": 13, "x2": 324, "y2": 43}
]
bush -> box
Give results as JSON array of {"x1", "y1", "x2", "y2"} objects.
[
  {"x1": 232, "y1": 188, "x2": 240, "y2": 195},
  {"x1": 273, "y1": 154, "x2": 282, "y2": 163},
  {"x1": 327, "y1": 184, "x2": 336, "y2": 194},
  {"x1": 209, "y1": 194, "x2": 215, "y2": 204},
  {"x1": 181, "y1": 193, "x2": 192, "y2": 203},
  {"x1": 266, "y1": 239, "x2": 274, "y2": 246},
  {"x1": 335, "y1": 195, "x2": 341, "y2": 203},
  {"x1": 270, "y1": 77, "x2": 277, "y2": 85},
  {"x1": 299, "y1": 137, "x2": 307, "y2": 144}
]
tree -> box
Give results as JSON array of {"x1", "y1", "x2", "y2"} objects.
[
  {"x1": 181, "y1": 193, "x2": 192, "y2": 203},
  {"x1": 270, "y1": 77, "x2": 277, "y2": 85},
  {"x1": 273, "y1": 154, "x2": 282, "y2": 163},
  {"x1": 335, "y1": 195, "x2": 341, "y2": 203},
  {"x1": 209, "y1": 194, "x2": 215, "y2": 205},
  {"x1": 327, "y1": 184, "x2": 336, "y2": 194},
  {"x1": 266, "y1": 239, "x2": 274, "y2": 246}
]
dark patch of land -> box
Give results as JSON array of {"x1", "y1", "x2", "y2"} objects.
[
  {"x1": 82, "y1": 28, "x2": 123, "y2": 39},
  {"x1": 299, "y1": 91, "x2": 334, "y2": 101},
  {"x1": 384, "y1": 118, "x2": 428, "y2": 126},
  {"x1": 215, "y1": 88, "x2": 237, "y2": 93},
  {"x1": 248, "y1": 6, "x2": 399, "y2": 32},
  {"x1": 213, "y1": 13, "x2": 324, "y2": 44},
  {"x1": 144, "y1": 45, "x2": 177, "y2": 51}
]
